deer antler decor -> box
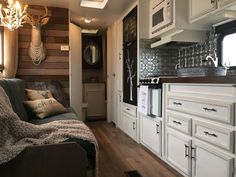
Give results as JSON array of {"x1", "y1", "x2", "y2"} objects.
[
  {"x1": 0, "y1": 0, "x2": 28, "y2": 31},
  {"x1": 24, "y1": 6, "x2": 50, "y2": 65}
]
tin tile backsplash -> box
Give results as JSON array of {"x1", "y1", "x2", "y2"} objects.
[
  {"x1": 139, "y1": 30, "x2": 219, "y2": 78},
  {"x1": 139, "y1": 39, "x2": 178, "y2": 78}
]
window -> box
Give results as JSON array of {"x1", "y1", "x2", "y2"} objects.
[
  {"x1": 222, "y1": 33, "x2": 236, "y2": 67},
  {"x1": 0, "y1": 27, "x2": 3, "y2": 71},
  {"x1": 217, "y1": 20, "x2": 236, "y2": 69}
]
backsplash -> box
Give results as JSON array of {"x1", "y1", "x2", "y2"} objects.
[
  {"x1": 177, "y1": 30, "x2": 218, "y2": 68},
  {"x1": 139, "y1": 30, "x2": 219, "y2": 78},
  {"x1": 139, "y1": 39, "x2": 178, "y2": 78}
]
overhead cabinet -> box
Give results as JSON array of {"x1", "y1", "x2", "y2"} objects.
[{"x1": 189, "y1": 0, "x2": 236, "y2": 24}]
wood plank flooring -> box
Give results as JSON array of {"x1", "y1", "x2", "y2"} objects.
[{"x1": 87, "y1": 121, "x2": 183, "y2": 177}]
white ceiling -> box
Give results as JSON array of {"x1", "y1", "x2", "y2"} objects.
[{"x1": 27, "y1": 0, "x2": 137, "y2": 30}]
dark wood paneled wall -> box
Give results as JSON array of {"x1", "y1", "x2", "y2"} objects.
[{"x1": 17, "y1": 7, "x2": 70, "y2": 100}]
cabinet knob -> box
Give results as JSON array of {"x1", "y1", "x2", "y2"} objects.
[
  {"x1": 203, "y1": 107, "x2": 217, "y2": 112},
  {"x1": 184, "y1": 144, "x2": 189, "y2": 158},
  {"x1": 133, "y1": 122, "x2": 135, "y2": 130},
  {"x1": 156, "y1": 124, "x2": 160, "y2": 134},
  {"x1": 211, "y1": 0, "x2": 215, "y2": 4}
]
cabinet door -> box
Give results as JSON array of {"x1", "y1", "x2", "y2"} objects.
[
  {"x1": 141, "y1": 115, "x2": 162, "y2": 155},
  {"x1": 86, "y1": 85, "x2": 105, "y2": 117},
  {"x1": 218, "y1": 0, "x2": 236, "y2": 8},
  {"x1": 123, "y1": 113, "x2": 136, "y2": 141},
  {"x1": 189, "y1": 0, "x2": 217, "y2": 20},
  {"x1": 192, "y1": 141, "x2": 234, "y2": 177},
  {"x1": 117, "y1": 93, "x2": 123, "y2": 129},
  {"x1": 166, "y1": 128, "x2": 191, "y2": 176}
]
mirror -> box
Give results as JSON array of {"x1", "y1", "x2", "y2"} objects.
[{"x1": 84, "y1": 44, "x2": 100, "y2": 65}]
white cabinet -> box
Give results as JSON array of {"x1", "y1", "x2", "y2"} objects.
[
  {"x1": 218, "y1": 0, "x2": 236, "y2": 8},
  {"x1": 84, "y1": 83, "x2": 105, "y2": 118},
  {"x1": 164, "y1": 83, "x2": 236, "y2": 177},
  {"x1": 117, "y1": 92, "x2": 123, "y2": 129},
  {"x1": 189, "y1": 0, "x2": 236, "y2": 24},
  {"x1": 166, "y1": 128, "x2": 191, "y2": 176},
  {"x1": 189, "y1": 0, "x2": 217, "y2": 20},
  {"x1": 192, "y1": 141, "x2": 234, "y2": 177},
  {"x1": 122, "y1": 103, "x2": 137, "y2": 141},
  {"x1": 141, "y1": 115, "x2": 162, "y2": 156}
]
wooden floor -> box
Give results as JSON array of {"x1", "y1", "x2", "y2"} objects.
[{"x1": 87, "y1": 121, "x2": 183, "y2": 177}]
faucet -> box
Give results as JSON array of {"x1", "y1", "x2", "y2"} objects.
[{"x1": 201, "y1": 53, "x2": 218, "y2": 67}]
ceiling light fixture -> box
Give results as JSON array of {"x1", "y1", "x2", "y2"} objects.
[
  {"x1": 81, "y1": 29, "x2": 98, "y2": 34},
  {"x1": 84, "y1": 18, "x2": 92, "y2": 23},
  {"x1": 0, "y1": 0, "x2": 28, "y2": 31},
  {"x1": 80, "y1": 0, "x2": 109, "y2": 9}
]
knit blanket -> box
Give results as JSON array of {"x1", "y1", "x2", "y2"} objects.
[{"x1": 0, "y1": 87, "x2": 98, "y2": 176}]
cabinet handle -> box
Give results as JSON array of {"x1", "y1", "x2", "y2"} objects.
[
  {"x1": 156, "y1": 124, "x2": 160, "y2": 134},
  {"x1": 211, "y1": 0, "x2": 215, "y2": 4},
  {"x1": 133, "y1": 122, "x2": 135, "y2": 130},
  {"x1": 173, "y1": 120, "x2": 182, "y2": 125},
  {"x1": 173, "y1": 102, "x2": 182, "y2": 106},
  {"x1": 203, "y1": 107, "x2": 217, "y2": 112},
  {"x1": 126, "y1": 108, "x2": 130, "y2": 111},
  {"x1": 204, "y1": 131, "x2": 218, "y2": 138},
  {"x1": 184, "y1": 144, "x2": 189, "y2": 157},
  {"x1": 191, "y1": 147, "x2": 195, "y2": 159}
]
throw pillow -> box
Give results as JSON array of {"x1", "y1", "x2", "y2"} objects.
[
  {"x1": 25, "y1": 89, "x2": 53, "y2": 100},
  {"x1": 24, "y1": 98, "x2": 67, "y2": 119}
]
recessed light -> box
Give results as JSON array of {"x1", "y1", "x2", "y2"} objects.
[
  {"x1": 84, "y1": 18, "x2": 92, "y2": 23},
  {"x1": 81, "y1": 29, "x2": 99, "y2": 34},
  {"x1": 80, "y1": 0, "x2": 109, "y2": 9}
]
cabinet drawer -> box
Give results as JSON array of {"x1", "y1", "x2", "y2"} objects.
[
  {"x1": 193, "y1": 120, "x2": 234, "y2": 152},
  {"x1": 123, "y1": 103, "x2": 137, "y2": 117},
  {"x1": 166, "y1": 111, "x2": 191, "y2": 135},
  {"x1": 167, "y1": 97, "x2": 234, "y2": 124}
]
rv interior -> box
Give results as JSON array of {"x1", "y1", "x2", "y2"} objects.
[{"x1": 0, "y1": 0, "x2": 236, "y2": 177}]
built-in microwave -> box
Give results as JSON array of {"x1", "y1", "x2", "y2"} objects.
[{"x1": 151, "y1": 0, "x2": 173, "y2": 35}]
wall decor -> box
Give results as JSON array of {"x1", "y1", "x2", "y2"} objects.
[
  {"x1": 123, "y1": 7, "x2": 137, "y2": 106},
  {"x1": 82, "y1": 35, "x2": 103, "y2": 69},
  {"x1": 25, "y1": 6, "x2": 50, "y2": 65}
]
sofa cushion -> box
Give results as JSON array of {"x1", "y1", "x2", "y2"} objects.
[
  {"x1": 28, "y1": 112, "x2": 78, "y2": 125},
  {"x1": 0, "y1": 79, "x2": 29, "y2": 121},
  {"x1": 24, "y1": 98, "x2": 67, "y2": 119},
  {"x1": 25, "y1": 89, "x2": 53, "y2": 100}
]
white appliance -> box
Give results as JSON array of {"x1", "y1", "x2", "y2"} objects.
[
  {"x1": 151, "y1": 0, "x2": 173, "y2": 35},
  {"x1": 138, "y1": 84, "x2": 162, "y2": 117}
]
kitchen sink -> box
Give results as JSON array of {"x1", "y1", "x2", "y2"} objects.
[{"x1": 177, "y1": 67, "x2": 227, "y2": 77}]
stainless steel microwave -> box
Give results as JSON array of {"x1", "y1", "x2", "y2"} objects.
[{"x1": 151, "y1": 0, "x2": 173, "y2": 35}]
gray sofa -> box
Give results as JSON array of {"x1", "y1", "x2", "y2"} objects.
[{"x1": 0, "y1": 78, "x2": 96, "y2": 177}]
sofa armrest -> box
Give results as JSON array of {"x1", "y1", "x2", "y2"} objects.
[{"x1": 0, "y1": 142, "x2": 88, "y2": 177}]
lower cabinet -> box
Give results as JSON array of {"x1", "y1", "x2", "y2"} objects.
[
  {"x1": 141, "y1": 115, "x2": 162, "y2": 156},
  {"x1": 166, "y1": 128, "x2": 191, "y2": 176},
  {"x1": 122, "y1": 103, "x2": 137, "y2": 141},
  {"x1": 166, "y1": 127, "x2": 235, "y2": 177},
  {"x1": 192, "y1": 141, "x2": 234, "y2": 177}
]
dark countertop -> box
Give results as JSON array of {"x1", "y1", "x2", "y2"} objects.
[{"x1": 159, "y1": 75, "x2": 236, "y2": 84}]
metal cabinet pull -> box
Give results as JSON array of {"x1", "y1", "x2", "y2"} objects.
[
  {"x1": 211, "y1": 0, "x2": 215, "y2": 4},
  {"x1": 126, "y1": 108, "x2": 130, "y2": 111},
  {"x1": 173, "y1": 120, "x2": 182, "y2": 125},
  {"x1": 204, "y1": 131, "x2": 218, "y2": 138},
  {"x1": 133, "y1": 122, "x2": 135, "y2": 130},
  {"x1": 184, "y1": 144, "x2": 189, "y2": 157},
  {"x1": 156, "y1": 124, "x2": 160, "y2": 134},
  {"x1": 191, "y1": 147, "x2": 195, "y2": 159},
  {"x1": 173, "y1": 102, "x2": 182, "y2": 106},
  {"x1": 203, "y1": 107, "x2": 217, "y2": 112}
]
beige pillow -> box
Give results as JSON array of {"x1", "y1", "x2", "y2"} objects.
[
  {"x1": 24, "y1": 98, "x2": 67, "y2": 119},
  {"x1": 25, "y1": 89, "x2": 53, "y2": 100}
]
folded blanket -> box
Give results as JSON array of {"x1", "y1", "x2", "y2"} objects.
[{"x1": 0, "y1": 86, "x2": 98, "y2": 176}]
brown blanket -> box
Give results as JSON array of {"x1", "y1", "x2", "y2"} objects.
[{"x1": 0, "y1": 87, "x2": 98, "y2": 175}]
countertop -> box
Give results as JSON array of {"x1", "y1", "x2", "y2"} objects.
[{"x1": 159, "y1": 75, "x2": 236, "y2": 84}]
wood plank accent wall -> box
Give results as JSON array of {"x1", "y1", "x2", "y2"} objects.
[{"x1": 17, "y1": 6, "x2": 70, "y2": 101}]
